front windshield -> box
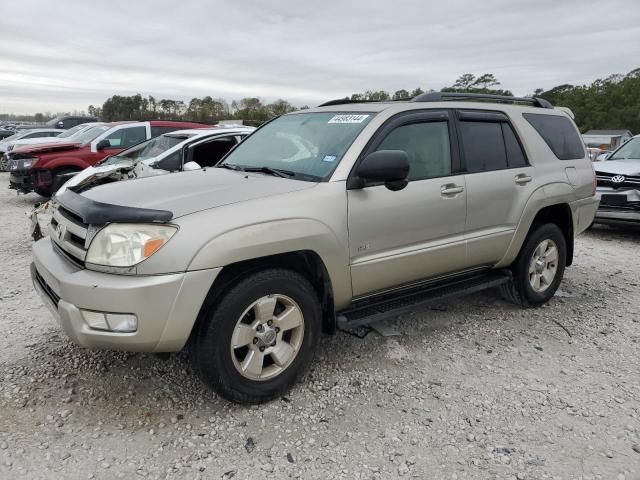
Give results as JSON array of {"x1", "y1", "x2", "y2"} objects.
[
  {"x1": 101, "y1": 133, "x2": 194, "y2": 165},
  {"x1": 58, "y1": 124, "x2": 88, "y2": 138},
  {"x1": 220, "y1": 112, "x2": 375, "y2": 180},
  {"x1": 74, "y1": 125, "x2": 111, "y2": 145},
  {"x1": 608, "y1": 138, "x2": 640, "y2": 161}
]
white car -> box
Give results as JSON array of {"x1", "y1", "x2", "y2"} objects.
[
  {"x1": 7, "y1": 122, "x2": 103, "y2": 151},
  {"x1": 29, "y1": 126, "x2": 255, "y2": 239},
  {"x1": 0, "y1": 129, "x2": 64, "y2": 169}
]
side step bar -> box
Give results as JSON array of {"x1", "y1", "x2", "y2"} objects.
[{"x1": 337, "y1": 269, "x2": 512, "y2": 329}]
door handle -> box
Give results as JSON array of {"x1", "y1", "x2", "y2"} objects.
[
  {"x1": 515, "y1": 174, "x2": 532, "y2": 185},
  {"x1": 441, "y1": 184, "x2": 464, "y2": 195}
]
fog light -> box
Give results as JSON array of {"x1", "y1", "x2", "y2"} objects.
[{"x1": 81, "y1": 310, "x2": 138, "y2": 332}]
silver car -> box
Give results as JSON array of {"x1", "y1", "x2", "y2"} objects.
[
  {"x1": 31, "y1": 93, "x2": 598, "y2": 403},
  {"x1": 593, "y1": 135, "x2": 640, "y2": 225}
]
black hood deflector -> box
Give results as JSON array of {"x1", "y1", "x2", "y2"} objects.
[{"x1": 57, "y1": 190, "x2": 173, "y2": 225}]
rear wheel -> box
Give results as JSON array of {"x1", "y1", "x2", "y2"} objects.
[
  {"x1": 501, "y1": 223, "x2": 566, "y2": 307},
  {"x1": 191, "y1": 269, "x2": 321, "y2": 404}
]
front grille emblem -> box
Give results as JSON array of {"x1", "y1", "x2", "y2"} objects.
[
  {"x1": 55, "y1": 223, "x2": 66, "y2": 241},
  {"x1": 611, "y1": 175, "x2": 625, "y2": 184}
]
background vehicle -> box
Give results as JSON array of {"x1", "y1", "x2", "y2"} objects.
[
  {"x1": 0, "y1": 128, "x2": 14, "y2": 140},
  {"x1": 6, "y1": 123, "x2": 102, "y2": 152},
  {"x1": 7, "y1": 120, "x2": 210, "y2": 196},
  {"x1": 0, "y1": 129, "x2": 64, "y2": 170},
  {"x1": 14, "y1": 115, "x2": 99, "y2": 131},
  {"x1": 56, "y1": 126, "x2": 255, "y2": 195},
  {"x1": 31, "y1": 94, "x2": 597, "y2": 403},
  {"x1": 593, "y1": 134, "x2": 640, "y2": 225}
]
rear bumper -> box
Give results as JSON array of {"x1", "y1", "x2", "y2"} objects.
[
  {"x1": 571, "y1": 196, "x2": 600, "y2": 235},
  {"x1": 31, "y1": 238, "x2": 221, "y2": 352}
]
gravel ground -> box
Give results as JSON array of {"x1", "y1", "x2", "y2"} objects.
[{"x1": 1, "y1": 172, "x2": 639, "y2": 480}]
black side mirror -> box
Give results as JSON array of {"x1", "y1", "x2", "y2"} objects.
[
  {"x1": 96, "y1": 139, "x2": 111, "y2": 150},
  {"x1": 353, "y1": 150, "x2": 410, "y2": 191}
]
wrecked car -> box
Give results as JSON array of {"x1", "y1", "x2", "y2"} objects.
[
  {"x1": 27, "y1": 126, "x2": 255, "y2": 239},
  {"x1": 593, "y1": 135, "x2": 640, "y2": 226}
]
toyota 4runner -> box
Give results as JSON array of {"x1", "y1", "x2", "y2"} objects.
[{"x1": 31, "y1": 93, "x2": 598, "y2": 403}]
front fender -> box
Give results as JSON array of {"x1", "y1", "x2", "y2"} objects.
[
  {"x1": 36, "y1": 156, "x2": 90, "y2": 171},
  {"x1": 188, "y1": 218, "x2": 353, "y2": 307}
]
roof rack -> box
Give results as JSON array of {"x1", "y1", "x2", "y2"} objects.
[
  {"x1": 411, "y1": 92, "x2": 553, "y2": 109},
  {"x1": 317, "y1": 98, "x2": 382, "y2": 107}
]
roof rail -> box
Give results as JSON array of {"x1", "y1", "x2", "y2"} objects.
[
  {"x1": 317, "y1": 98, "x2": 382, "y2": 107},
  {"x1": 411, "y1": 92, "x2": 553, "y2": 109}
]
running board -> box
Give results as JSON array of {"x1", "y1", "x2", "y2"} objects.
[{"x1": 337, "y1": 269, "x2": 512, "y2": 329}]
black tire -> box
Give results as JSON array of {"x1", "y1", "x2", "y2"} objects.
[
  {"x1": 191, "y1": 268, "x2": 321, "y2": 404},
  {"x1": 501, "y1": 223, "x2": 567, "y2": 307},
  {"x1": 34, "y1": 186, "x2": 53, "y2": 197}
]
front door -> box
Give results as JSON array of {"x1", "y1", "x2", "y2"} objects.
[{"x1": 347, "y1": 111, "x2": 468, "y2": 297}]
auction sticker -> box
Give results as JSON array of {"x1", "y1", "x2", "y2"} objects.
[{"x1": 328, "y1": 114, "x2": 369, "y2": 124}]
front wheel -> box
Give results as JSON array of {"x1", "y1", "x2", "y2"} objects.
[
  {"x1": 501, "y1": 223, "x2": 567, "y2": 307},
  {"x1": 191, "y1": 269, "x2": 321, "y2": 404}
]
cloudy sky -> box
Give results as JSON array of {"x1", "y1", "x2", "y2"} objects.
[{"x1": 1, "y1": 0, "x2": 639, "y2": 114}]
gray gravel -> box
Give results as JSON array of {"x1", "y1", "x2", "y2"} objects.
[{"x1": 1, "y1": 172, "x2": 639, "y2": 479}]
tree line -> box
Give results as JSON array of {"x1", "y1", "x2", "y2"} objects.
[{"x1": 8, "y1": 69, "x2": 639, "y2": 133}]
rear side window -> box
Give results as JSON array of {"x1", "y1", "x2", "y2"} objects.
[
  {"x1": 459, "y1": 121, "x2": 507, "y2": 172},
  {"x1": 459, "y1": 119, "x2": 528, "y2": 172},
  {"x1": 151, "y1": 126, "x2": 181, "y2": 137},
  {"x1": 523, "y1": 113, "x2": 584, "y2": 160},
  {"x1": 502, "y1": 123, "x2": 527, "y2": 168}
]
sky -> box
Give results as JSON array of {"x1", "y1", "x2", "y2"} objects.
[{"x1": 1, "y1": 0, "x2": 639, "y2": 115}]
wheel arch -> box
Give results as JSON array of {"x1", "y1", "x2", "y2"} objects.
[
  {"x1": 498, "y1": 184, "x2": 576, "y2": 268},
  {"x1": 189, "y1": 250, "x2": 337, "y2": 345}
]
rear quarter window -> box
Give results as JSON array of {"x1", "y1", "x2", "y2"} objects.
[{"x1": 523, "y1": 113, "x2": 584, "y2": 160}]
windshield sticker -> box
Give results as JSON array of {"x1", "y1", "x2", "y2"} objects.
[
  {"x1": 322, "y1": 155, "x2": 337, "y2": 163},
  {"x1": 328, "y1": 114, "x2": 369, "y2": 124}
]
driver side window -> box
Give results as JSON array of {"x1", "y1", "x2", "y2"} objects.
[{"x1": 376, "y1": 121, "x2": 452, "y2": 181}]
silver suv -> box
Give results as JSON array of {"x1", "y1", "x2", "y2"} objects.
[{"x1": 31, "y1": 93, "x2": 598, "y2": 403}]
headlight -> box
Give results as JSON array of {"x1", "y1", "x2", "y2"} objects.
[
  {"x1": 20, "y1": 158, "x2": 34, "y2": 169},
  {"x1": 85, "y1": 223, "x2": 177, "y2": 268}
]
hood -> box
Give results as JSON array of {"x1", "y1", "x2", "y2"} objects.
[
  {"x1": 12, "y1": 140, "x2": 81, "y2": 156},
  {"x1": 593, "y1": 159, "x2": 640, "y2": 176},
  {"x1": 12, "y1": 137, "x2": 66, "y2": 148},
  {"x1": 80, "y1": 167, "x2": 317, "y2": 218}
]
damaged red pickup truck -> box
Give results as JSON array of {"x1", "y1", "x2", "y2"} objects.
[{"x1": 8, "y1": 120, "x2": 209, "y2": 196}]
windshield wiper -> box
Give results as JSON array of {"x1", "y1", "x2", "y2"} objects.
[
  {"x1": 242, "y1": 166, "x2": 295, "y2": 178},
  {"x1": 217, "y1": 163, "x2": 244, "y2": 171}
]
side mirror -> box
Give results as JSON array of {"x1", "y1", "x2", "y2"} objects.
[
  {"x1": 96, "y1": 139, "x2": 111, "y2": 150},
  {"x1": 354, "y1": 150, "x2": 410, "y2": 191},
  {"x1": 183, "y1": 161, "x2": 201, "y2": 171},
  {"x1": 57, "y1": 121, "x2": 64, "y2": 129},
  {"x1": 597, "y1": 153, "x2": 609, "y2": 161}
]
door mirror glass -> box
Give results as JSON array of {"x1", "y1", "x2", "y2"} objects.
[
  {"x1": 96, "y1": 139, "x2": 111, "y2": 150},
  {"x1": 356, "y1": 150, "x2": 410, "y2": 191}
]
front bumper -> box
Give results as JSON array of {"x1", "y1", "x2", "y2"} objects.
[
  {"x1": 31, "y1": 238, "x2": 221, "y2": 352},
  {"x1": 9, "y1": 170, "x2": 35, "y2": 193},
  {"x1": 594, "y1": 189, "x2": 640, "y2": 225}
]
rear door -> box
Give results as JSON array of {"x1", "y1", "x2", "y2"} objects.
[
  {"x1": 347, "y1": 110, "x2": 468, "y2": 296},
  {"x1": 456, "y1": 110, "x2": 535, "y2": 266}
]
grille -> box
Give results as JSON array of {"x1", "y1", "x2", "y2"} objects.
[
  {"x1": 596, "y1": 172, "x2": 640, "y2": 189},
  {"x1": 49, "y1": 205, "x2": 89, "y2": 265}
]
